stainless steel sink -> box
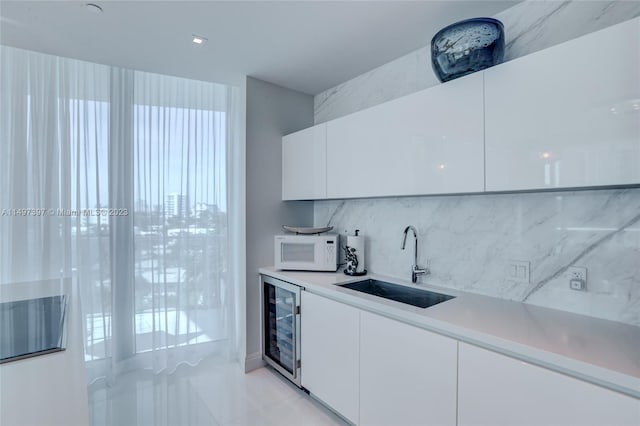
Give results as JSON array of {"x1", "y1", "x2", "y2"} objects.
[{"x1": 339, "y1": 279, "x2": 454, "y2": 308}]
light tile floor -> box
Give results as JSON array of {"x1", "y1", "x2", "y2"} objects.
[{"x1": 89, "y1": 357, "x2": 347, "y2": 426}]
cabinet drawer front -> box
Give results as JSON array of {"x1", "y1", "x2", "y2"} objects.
[
  {"x1": 458, "y1": 343, "x2": 640, "y2": 426},
  {"x1": 300, "y1": 292, "x2": 359, "y2": 424},
  {"x1": 360, "y1": 311, "x2": 457, "y2": 426}
]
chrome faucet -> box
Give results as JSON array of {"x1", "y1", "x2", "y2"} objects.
[{"x1": 401, "y1": 225, "x2": 429, "y2": 283}]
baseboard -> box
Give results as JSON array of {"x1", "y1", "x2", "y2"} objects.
[{"x1": 244, "y1": 352, "x2": 265, "y2": 372}]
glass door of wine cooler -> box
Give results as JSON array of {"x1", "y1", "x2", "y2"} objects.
[{"x1": 262, "y1": 276, "x2": 301, "y2": 386}]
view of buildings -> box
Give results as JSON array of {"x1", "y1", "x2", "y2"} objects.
[{"x1": 81, "y1": 194, "x2": 228, "y2": 359}]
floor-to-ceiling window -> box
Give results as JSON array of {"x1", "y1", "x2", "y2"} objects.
[{"x1": 0, "y1": 45, "x2": 240, "y2": 383}]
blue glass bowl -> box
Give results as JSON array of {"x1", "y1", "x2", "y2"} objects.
[{"x1": 431, "y1": 17, "x2": 505, "y2": 83}]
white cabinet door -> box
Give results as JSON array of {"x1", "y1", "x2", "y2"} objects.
[
  {"x1": 282, "y1": 124, "x2": 326, "y2": 200},
  {"x1": 326, "y1": 72, "x2": 484, "y2": 198},
  {"x1": 485, "y1": 18, "x2": 640, "y2": 191},
  {"x1": 359, "y1": 311, "x2": 457, "y2": 426},
  {"x1": 301, "y1": 291, "x2": 359, "y2": 424},
  {"x1": 458, "y1": 343, "x2": 640, "y2": 426}
]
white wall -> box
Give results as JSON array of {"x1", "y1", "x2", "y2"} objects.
[
  {"x1": 0, "y1": 278, "x2": 89, "y2": 426},
  {"x1": 230, "y1": 78, "x2": 247, "y2": 367},
  {"x1": 245, "y1": 77, "x2": 314, "y2": 370},
  {"x1": 312, "y1": 1, "x2": 640, "y2": 326}
]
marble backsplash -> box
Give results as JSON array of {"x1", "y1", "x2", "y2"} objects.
[
  {"x1": 311, "y1": 1, "x2": 640, "y2": 325},
  {"x1": 315, "y1": 189, "x2": 640, "y2": 326},
  {"x1": 314, "y1": 0, "x2": 640, "y2": 124}
]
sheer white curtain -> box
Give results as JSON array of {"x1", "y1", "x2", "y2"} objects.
[
  {"x1": 0, "y1": 46, "x2": 110, "y2": 287},
  {"x1": 1, "y1": 46, "x2": 239, "y2": 384},
  {"x1": 126, "y1": 71, "x2": 236, "y2": 375}
]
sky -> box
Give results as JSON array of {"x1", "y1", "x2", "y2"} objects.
[{"x1": 69, "y1": 101, "x2": 228, "y2": 214}]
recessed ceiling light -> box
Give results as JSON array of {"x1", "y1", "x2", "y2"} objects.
[
  {"x1": 84, "y1": 3, "x2": 103, "y2": 14},
  {"x1": 192, "y1": 35, "x2": 207, "y2": 45}
]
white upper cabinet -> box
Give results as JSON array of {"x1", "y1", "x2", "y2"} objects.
[
  {"x1": 326, "y1": 72, "x2": 485, "y2": 198},
  {"x1": 283, "y1": 18, "x2": 640, "y2": 200},
  {"x1": 282, "y1": 124, "x2": 326, "y2": 200},
  {"x1": 485, "y1": 18, "x2": 640, "y2": 191}
]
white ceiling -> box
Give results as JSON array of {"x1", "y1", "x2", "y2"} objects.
[{"x1": 0, "y1": 1, "x2": 519, "y2": 94}]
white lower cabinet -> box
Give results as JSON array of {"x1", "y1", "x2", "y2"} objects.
[
  {"x1": 458, "y1": 342, "x2": 640, "y2": 426},
  {"x1": 359, "y1": 311, "x2": 458, "y2": 426},
  {"x1": 300, "y1": 291, "x2": 360, "y2": 424},
  {"x1": 299, "y1": 291, "x2": 639, "y2": 426}
]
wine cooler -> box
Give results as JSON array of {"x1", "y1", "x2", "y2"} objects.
[{"x1": 262, "y1": 275, "x2": 302, "y2": 386}]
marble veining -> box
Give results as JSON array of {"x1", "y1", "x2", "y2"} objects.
[
  {"x1": 314, "y1": 48, "x2": 436, "y2": 125},
  {"x1": 497, "y1": 0, "x2": 640, "y2": 61},
  {"x1": 522, "y1": 210, "x2": 640, "y2": 302},
  {"x1": 314, "y1": 189, "x2": 640, "y2": 326},
  {"x1": 311, "y1": 1, "x2": 640, "y2": 326},
  {"x1": 314, "y1": 0, "x2": 640, "y2": 124}
]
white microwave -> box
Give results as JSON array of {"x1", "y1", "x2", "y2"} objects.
[{"x1": 274, "y1": 234, "x2": 339, "y2": 271}]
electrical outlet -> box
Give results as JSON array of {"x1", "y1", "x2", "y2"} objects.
[
  {"x1": 568, "y1": 266, "x2": 587, "y2": 291},
  {"x1": 506, "y1": 260, "x2": 530, "y2": 284}
]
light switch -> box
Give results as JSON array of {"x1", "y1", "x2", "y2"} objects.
[
  {"x1": 517, "y1": 265, "x2": 527, "y2": 278},
  {"x1": 510, "y1": 265, "x2": 518, "y2": 277}
]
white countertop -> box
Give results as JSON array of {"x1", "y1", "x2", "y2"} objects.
[{"x1": 259, "y1": 267, "x2": 640, "y2": 399}]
